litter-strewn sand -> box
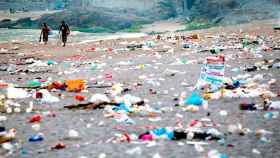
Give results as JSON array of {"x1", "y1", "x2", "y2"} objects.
[{"x1": 0, "y1": 19, "x2": 280, "y2": 158}]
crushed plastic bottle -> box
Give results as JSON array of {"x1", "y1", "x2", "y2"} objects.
[
  {"x1": 26, "y1": 80, "x2": 41, "y2": 88},
  {"x1": 264, "y1": 111, "x2": 279, "y2": 119},
  {"x1": 29, "y1": 134, "x2": 44, "y2": 142},
  {"x1": 7, "y1": 64, "x2": 16, "y2": 74}
]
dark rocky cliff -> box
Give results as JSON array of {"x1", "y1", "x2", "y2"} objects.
[{"x1": 0, "y1": 0, "x2": 279, "y2": 32}]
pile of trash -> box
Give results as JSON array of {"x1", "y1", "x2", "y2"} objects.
[{"x1": 0, "y1": 25, "x2": 279, "y2": 157}]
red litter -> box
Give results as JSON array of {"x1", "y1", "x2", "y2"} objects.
[
  {"x1": 75, "y1": 95, "x2": 85, "y2": 101},
  {"x1": 29, "y1": 115, "x2": 42, "y2": 123}
]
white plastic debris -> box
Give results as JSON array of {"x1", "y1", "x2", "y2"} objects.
[
  {"x1": 0, "y1": 116, "x2": 7, "y2": 121},
  {"x1": 98, "y1": 153, "x2": 106, "y2": 158},
  {"x1": 126, "y1": 147, "x2": 142, "y2": 155},
  {"x1": 26, "y1": 101, "x2": 33, "y2": 113},
  {"x1": 194, "y1": 144, "x2": 204, "y2": 152},
  {"x1": 39, "y1": 89, "x2": 59, "y2": 103},
  {"x1": 252, "y1": 148, "x2": 261, "y2": 155},
  {"x1": 111, "y1": 83, "x2": 123, "y2": 96},
  {"x1": 2, "y1": 142, "x2": 14, "y2": 151},
  {"x1": 28, "y1": 60, "x2": 48, "y2": 67},
  {"x1": 115, "y1": 94, "x2": 142, "y2": 106},
  {"x1": 31, "y1": 124, "x2": 41, "y2": 132},
  {"x1": 219, "y1": 110, "x2": 228, "y2": 116},
  {"x1": 269, "y1": 101, "x2": 280, "y2": 109},
  {"x1": 90, "y1": 94, "x2": 110, "y2": 104},
  {"x1": 7, "y1": 87, "x2": 29, "y2": 99},
  {"x1": 153, "y1": 153, "x2": 162, "y2": 158},
  {"x1": 68, "y1": 129, "x2": 80, "y2": 139},
  {"x1": 227, "y1": 124, "x2": 239, "y2": 133}
]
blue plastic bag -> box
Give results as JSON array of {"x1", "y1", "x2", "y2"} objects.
[
  {"x1": 185, "y1": 92, "x2": 203, "y2": 106},
  {"x1": 150, "y1": 128, "x2": 174, "y2": 140},
  {"x1": 113, "y1": 102, "x2": 130, "y2": 113}
]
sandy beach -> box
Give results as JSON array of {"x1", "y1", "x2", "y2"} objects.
[{"x1": 0, "y1": 19, "x2": 280, "y2": 158}]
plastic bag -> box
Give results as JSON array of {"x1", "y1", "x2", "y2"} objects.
[
  {"x1": 185, "y1": 92, "x2": 204, "y2": 106},
  {"x1": 7, "y1": 87, "x2": 29, "y2": 99},
  {"x1": 65, "y1": 80, "x2": 85, "y2": 92}
]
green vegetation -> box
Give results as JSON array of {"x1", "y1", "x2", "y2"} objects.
[
  {"x1": 147, "y1": 31, "x2": 166, "y2": 35},
  {"x1": 157, "y1": 0, "x2": 177, "y2": 19},
  {"x1": 121, "y1": 24, "x2": 143, "y2": 33},
  {"x1": 185, "y1": 21, "x2": 216, "y2": 30},
  {"x1": 72, "y1": 23, "x2": 145, "y2": 33},
  {"x1": 177, "y1": 20, "x2": 217, "y2": 32},
  {"x1": 72, "y1": 27, "x2": 114, "y2": 33}
]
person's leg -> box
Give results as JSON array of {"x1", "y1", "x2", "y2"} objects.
[
  {"x1": 43, "y1": 35, "x2": 48, "y2": 45},
  {"x1": 64, "y1": 36, "x2": 68, "y2": 46},
  {"x1": 62, "y1": 34, "x2": 66, "y2": 47}
]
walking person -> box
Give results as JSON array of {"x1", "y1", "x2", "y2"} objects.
[
  {"x1": 39, "y1": 23, "x2": 50, "y2": 45},
  {"x1": 58, "y1": 21, "x2": 70, "y2": 47}
]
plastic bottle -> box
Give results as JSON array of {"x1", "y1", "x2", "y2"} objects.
[
  {"x1": 29, "y1": 134, "x2": 44, "y2": 142},
  {"x1": 264, "y1": 112, "x2": 279, "y2": 120},
  {"x1": 27, "y1": 80, "x2": 41, "y2": 88}
]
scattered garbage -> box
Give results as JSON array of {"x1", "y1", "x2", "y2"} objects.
[
  {"x1": 38, "y1": 89, "x2": 59, "y2": 103},
  {"x1": 65, "y1": 80, "x2": 86, "y2": 92},
  {"x1": 0, "y1": 128, "x2": 16, "y2": 144},
  {"x1": 51, "y1": 142, "x2": 66, "y2": 150},
  {"x1": 66, "y1": 129, "x2": 80, "y2": 140},
  {"x1": 29, "y1": 114, "x2": 42, "y2": 123},
  {"x1": 0, "y1": 22, "x2": 279, "y2": 158},
  {"x1": 264, "y1": 111, "x2": 279, "y2": 119},
  {"x1": 208, "y1": 150, "x2": 229, "y2": 158},
  {"x1": 29, "y1": 134, "x2": 44, "y2": 142},
  {"x1": 185, "y1": 91, "x2": 204, "y2": 106},
  {"x1": 7, "y1": 87, "x2": 29, "y2": 99}
]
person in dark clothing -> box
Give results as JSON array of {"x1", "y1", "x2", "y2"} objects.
[
  {"x1": 39, "y1": 23, "x2": 50, "y2": 45},
  {"x1": 58, "y1": 21, "x2": 70, "y2": 47}
]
